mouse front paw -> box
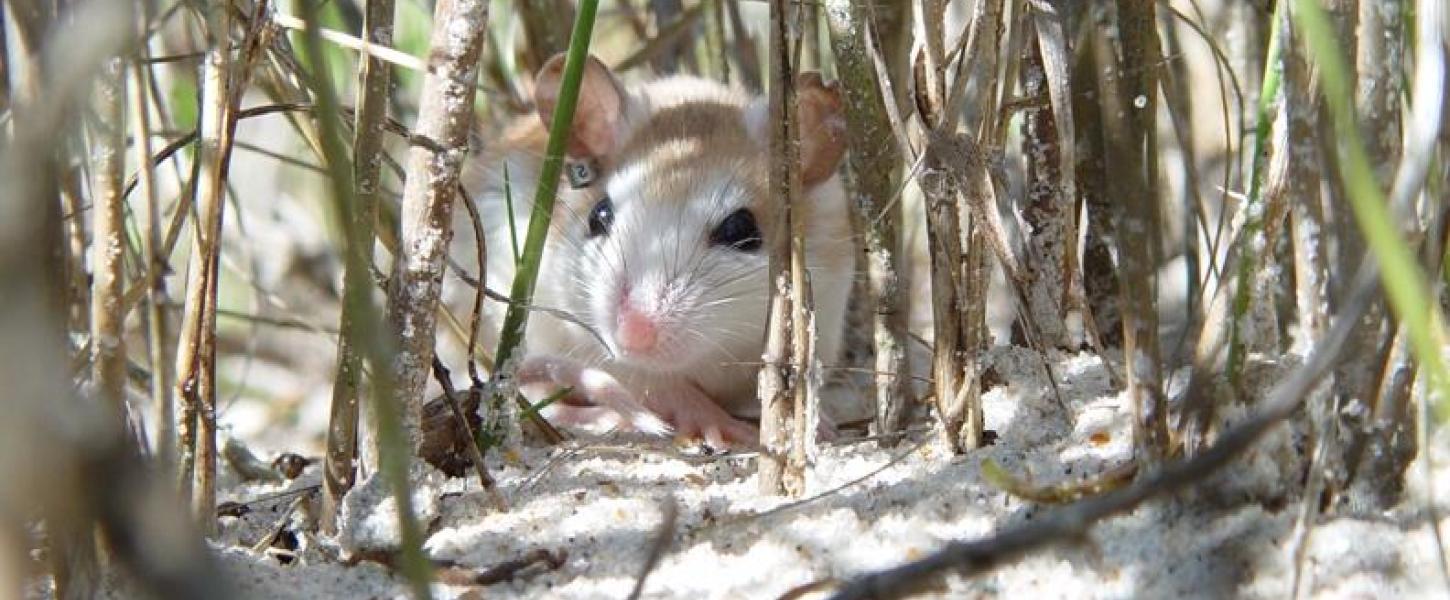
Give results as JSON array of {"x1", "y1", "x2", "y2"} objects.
[
  {"x1": 666, "y1": 407, "x2": 759, "y2": 452},
  {"x1": 636, "y1": 385, "x2": 760, "y2": 451},
  {"x1": 514, "y1": 355, "x2": 672, "y2": 437}
]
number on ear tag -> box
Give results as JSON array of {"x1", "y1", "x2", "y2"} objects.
[{"x1": 566, "y1": 160, "x2": 598, "y2": 189}]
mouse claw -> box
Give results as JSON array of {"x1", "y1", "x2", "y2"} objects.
[{"x1": 665, "y1": 405, "x2": 759, "y2": 451}]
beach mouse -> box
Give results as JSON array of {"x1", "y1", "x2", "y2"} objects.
[{"x1": 453, "y1": 53, "x2": 855, "y2": 449}]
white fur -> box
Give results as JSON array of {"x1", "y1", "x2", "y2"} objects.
[{"x1": 450, "y1": 74, "x2": 855, "y2": 432}]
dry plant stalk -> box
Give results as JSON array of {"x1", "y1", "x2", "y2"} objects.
[
  {"x1": 960, "y1": 0, "x2": 1028, "y2": 450},
  {"x1": 171, "y1": 0, "x2": 234, "y2": 532},
  {"x1": 1156, "y1": 11, "x2": 1205, "y2": 331},
  {"x1": 1186, "y1": 3, "x2": 1299, "y2": 453},
  {"x1": 1019, "y1": 20, "x2": 1072, "y2": 349},
  {"x1": 324, "y1": 0, "x2": 395, "y2": 533},
  {"x1": 1309, "y1": 3, "x2": 1365, "y2": 466},
  {"x1": 1355, "y1": 2, "x2": 1401, "y2": 183},
  {"x1": 170, "y1": 0, "x2": 267, "y2": 531},
  {"x1": 1225, "y1": 2, "x2": 1292, "y2": 397},
  {"x1": 921, "y1": 130, "x2": 988, "y2": 453},
  {"x1": 787, "y1": 152, "x2": 820, "y2": 497},
  {"x1": 758, "y1": 0, "x2": 813, "y2": 497},
  {"x1": 130, "y1": 23, "x2": 175, "y2": 471},
  {"x1": 59, "y1": 149, "x2": 92, "y2": 334},
  {"x1": 1223, "y1": 2, "x2": 1303, "y2": 411},
  {"x1": 1026, "y1": 3, "x2": 1081, "y2": 341},
  {"x1": 921, "y1": 154, "x2": 973, "y2": 447},
  {"x1": 230, "y1": 1, "x2": 328, "y2": 166},
  {"x1": 1330, "y1": 0, "x2": 1405, "y2": 511},
  {"x1": 824, "y1": 0, "x2": 913, "y2": 438},
  {"x1": 1073, "y1": 12, "x2": 1121, "y2": 350},
  {"x1": 916, "y1": 0, "x2": 963, "y2": 455},
  {"x1": 293, "y1": 1, "x2": 436, "y2": 593},
  {"x1": 917, "y1": 0, "x2": 1005, "y2": 454},
  {"x1": 1098, "y1": 1, "x2": 1168, "y2": 462},
  {"x1": 384, "y1": 0, "x2": 490, "y2": 454},
  {"x1": 90, "y1": 56, "x2": 128, "y2": 423},
  {"x1": 1287, "y1": 27, "x2": 1329, "y2": 352},
  {"x1": 1341, "y1": 0, "x2": 1442, "y2": 511}
]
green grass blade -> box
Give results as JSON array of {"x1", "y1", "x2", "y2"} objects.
[
  {"x1": 504, "y1": 161, "x2": 521, "y2": 264},
  {"x1": 488, "y1": 0, "x2": 601, "y2": 439}
]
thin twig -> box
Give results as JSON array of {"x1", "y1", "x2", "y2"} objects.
[
  {"x1": 456, "y1": 182, "x2": 488, "y2": 383},
  {"x1": 322, "y1": 0, "x2": 395, "y2": 534},
  {"x1": 248, "y1": 495, "x2": 307, "y2": 554},
  {"x1": 435, "y1": 548, "x2": 568, "y2": 586},
  {"x1": 131, "y1": 16, "x2": 175, "y2": 471},
  {"x1": 271, "y1": 11, "x2": 426, "y2": 74},
  {"x1": 431, "y1": 359, "x2": 507, "y2": 512},
  {"x1": 626, "y1": 497, "x2": 678, "y2": 600},
  {"x1": 697, "y1": 435, "x2": 931, "y2": 537}
]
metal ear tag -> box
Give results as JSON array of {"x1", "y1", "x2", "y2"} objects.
[{"x1": 566, "y1": 160, "x2": 598, "y2": 189}]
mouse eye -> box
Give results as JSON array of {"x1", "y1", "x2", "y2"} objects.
[
  {"x1": 587, "y1": 196, "x2": 613, "y2": 238},
  {"x1": 709, "y1": 208, "x2": 762, "y2": 252}
]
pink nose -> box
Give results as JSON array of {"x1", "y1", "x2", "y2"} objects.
[{"x1": 616, "y1": 302, "x2": 658, "y2": 354}]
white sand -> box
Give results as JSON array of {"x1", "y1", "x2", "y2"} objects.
[{"x1": 196, "y1": 348, "x2": 1450, "y2": 599}]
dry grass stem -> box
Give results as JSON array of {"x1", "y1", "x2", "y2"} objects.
[
  {"x1": 323, "y1": 0, "x2": 396, "y2": 534},
  {"x1": 1098, "y1": 1, "x2": 1167, "y2": 463},
  {"x1": 129, "y1": 11, "x2": 175, "y2": 470},
  {"x1": 89, "y1": 55, "x2": 129, "y2": 426},
  {"x1": 758, "y1": 0, "x2": 807, "y2": 496},
  {"x1": 384, "y1": 0, "x2": 490, "y2": 453},
  {"x1": 172, "y1": 2, "x2": 230, "y2": 532},
  {"x1": 272, "y1": 11, "x2": 426, "y2": 74},
  {"x1": 825, "y1": 0, "x2": 914, "y2": 439}
]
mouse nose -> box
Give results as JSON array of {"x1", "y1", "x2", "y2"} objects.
[{"x1": 616, "y1": 300, "x2": 658, "y2": 354}]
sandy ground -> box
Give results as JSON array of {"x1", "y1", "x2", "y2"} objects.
[{"x1": 111, "y1": 347, "x2": 1450, "y2": 599}]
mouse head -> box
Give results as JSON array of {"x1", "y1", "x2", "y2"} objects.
[{"x1": 533, "y1": 54, "x2": 847, "y2": 374}]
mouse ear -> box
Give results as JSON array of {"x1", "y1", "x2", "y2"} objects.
[
  {"x1": 534, "y1": 53, "x2": 626, "y2": 159},
  {"x1": 745, "y1": 73, "x2": 848, "y2": 187},
  {"x1": 796, "y1": 73, "x2": 848, "y2": 187}
]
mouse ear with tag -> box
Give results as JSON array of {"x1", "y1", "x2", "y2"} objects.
[{"x1": 534, "y1": 53, "x2": 627, "y2": 160}]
